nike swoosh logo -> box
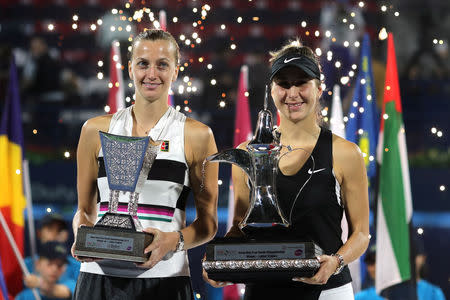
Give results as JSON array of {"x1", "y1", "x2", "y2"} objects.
[
  {"x1": 307, "y1": 168, "x2": 326, "y2": 174},
  {"x1": 284, "y1": 57, "x2": 302, "y2": 64}
]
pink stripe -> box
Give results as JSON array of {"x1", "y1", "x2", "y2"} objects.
[
  {"x1": 99, "y1": 207, "x2": 173, "y2": 217},
  {"x1": 138, "y1": 209, "x2": 173, "y2": 216}
]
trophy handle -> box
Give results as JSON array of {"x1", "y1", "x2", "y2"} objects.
[{"x1": 206, "y1": 149, "x2": 255, "y2": 186}]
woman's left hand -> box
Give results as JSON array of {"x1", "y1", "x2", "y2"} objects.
[
  {"x1": 136, "y1": 228, "x2": 179, "y2": 269},
  {"x1": 292, "y1": 255, "x2": 339, "y2": 285}
]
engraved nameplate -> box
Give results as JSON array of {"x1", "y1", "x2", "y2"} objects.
[
  {"x1": 214, "y1": 243, "x2": 306, "y2": 260},
  {"x1": 85, "y1": 234, "x2": 134, "y2": 252}
]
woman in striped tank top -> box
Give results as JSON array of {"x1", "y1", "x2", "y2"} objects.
[{"x1": 72, "y1": 29, "x2": 219, "y2": 300}]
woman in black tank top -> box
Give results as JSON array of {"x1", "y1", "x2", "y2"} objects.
[{"x1": 204, "y1": 40, "x2": 370, "y2": 300}]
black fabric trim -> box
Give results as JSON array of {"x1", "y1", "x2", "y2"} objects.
[
  {"x1": 148, "y1": 159, "x2": 187, "y2": 185},
  {"x1": 98, "y1": 157, "x2": 106, "y2": 178},
  {"x1": 96, "y1": 185, "x2": 101, "y2": 204},
  {"x1": 176, "y1": 186, "x2": 191, "y2": 211},
  {"x1": 97, "y1": 157, "x2": 187, "y2": 185},
  {"x1": 318, "y1": 127, "x2": 333, "y2": 170}
]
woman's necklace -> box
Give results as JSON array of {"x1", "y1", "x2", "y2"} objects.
[
  {"x1": 133, "y1": 106, "x2": 172, "y2": 140},
  {"x1": 133, "y1": 107, "x2": 155, "y2": 135},
  {"x1": 135, "y1": 119, "x2": 151, "y2": 135}
]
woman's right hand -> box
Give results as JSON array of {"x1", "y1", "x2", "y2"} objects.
[
  {"x1": 202, "y1": 227, "x2": 244, "y2": 287},
  {"x1": 202, "y1": 256, "x2": 233, "y2": 288},
  {"x1": 71, "y1": 224, "x2": 101, "y2": 263}
]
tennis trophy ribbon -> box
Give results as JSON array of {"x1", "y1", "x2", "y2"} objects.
[
  {"x1": 203, "y1": 87, "x2": 322, "y2": 282},
  {"x1": 74, "y1": 132, "x2": 156, "y2": 263}
]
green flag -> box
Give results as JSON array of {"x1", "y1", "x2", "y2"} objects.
[{"x1": 375, "y1": 33, "x2": 414, "y2": 294}]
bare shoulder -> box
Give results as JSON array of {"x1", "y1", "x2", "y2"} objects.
[
  {"x1": 78, "y1": 114, "x2": 113, "y2": 157},
  {"x1": 332, "y1": 134, "x2": 363, "y2": 161},
  {"x1": 185, "y1": 117, "x2": 214, "y2": 143},
  {"x1": 332, "y1": 134, "x2": 365, "y2": 179},
  {"x1": 184, "y1": 117, "x2": 217, "y2": 165},
  {"x1": 82, "y1": 114, "x2": 112, "y2": 134}
]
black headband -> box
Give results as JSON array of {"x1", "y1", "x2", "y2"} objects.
[{"x1": 270, "y1": 53, "x2": 321, "y2": 81}]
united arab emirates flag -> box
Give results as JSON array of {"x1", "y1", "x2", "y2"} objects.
[{"x1": 375, "y1": 33, "x2": 414, "y2": 295}]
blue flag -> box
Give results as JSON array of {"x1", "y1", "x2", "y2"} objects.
[
  {"x1": 345, "y1": 33, "x2": 379, "y2": 179},
  {"x1": 345, "y1": 33, "x2": 380, "y2": 292},
  {"x1": 0, "y1": 254, "x2": 8, "y2": 300}
]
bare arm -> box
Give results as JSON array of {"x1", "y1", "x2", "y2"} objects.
[
  {"x1": 297, "y1": 136, "x2": 370, "y2": 284},
  {"x1": 24, "y1": 272, "x2": 73, "y2": 298},
  {"x1": 203, "y1": 142, "x2": 248, "y2": 287},
  {"x1": 141, "y1": 118, "x2": 218, "y2": 268},
  {"x1": 182, "y1": 118, "x2": 219, "y2": 248},
  {"x1": 333, "y1": 137, "x2": 370, "y2": 264},
  {"x1": 227, "y1": 142, "x2": 251, "y2": 237}
]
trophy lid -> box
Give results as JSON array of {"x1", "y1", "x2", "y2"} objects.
[
  {"x1": 99, "y1": 132, "x2": 150, "y2": 192},
  {"x1": 249, "y1": 85, "x2": 276, "y2": 146}
]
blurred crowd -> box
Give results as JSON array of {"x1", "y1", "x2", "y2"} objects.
[{"x1": 0, "y1": 0, "x2": 448, "y2": 152}]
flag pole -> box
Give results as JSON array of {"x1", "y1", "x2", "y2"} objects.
[
  {"x1": 0, "y1": 211, "x2": 41, "y2": 300},
  {"x1": 23, "y1": 160, "x2": 38, "y2": 266}
]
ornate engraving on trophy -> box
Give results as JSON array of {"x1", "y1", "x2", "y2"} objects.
[{"x1": 74, "y1": 132, "x2": 157, "y2": 262}]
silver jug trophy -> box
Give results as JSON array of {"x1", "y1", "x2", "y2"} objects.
[
  {"x1": 74, "y1": 132, "x2": 156, "y2": 263},
  {"x1": 203, "y1": 86, "x2": 322, "y2": 282}
]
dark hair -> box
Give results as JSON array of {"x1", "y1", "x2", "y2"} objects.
[
  {"x1": 129, "y1": 29, "x2": 180, "y2": 65},
  {"x1": 39, "y1": 214, "x2": 67, "y2": 232},
  {"x1": 39, "y1": 241, "x2": 68, "y2": 262}
]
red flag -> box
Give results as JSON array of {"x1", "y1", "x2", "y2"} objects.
[
  {"x1": 224, "y1": 65, "x2": 252, "y2": 300},
  {"x1": 107, "y1": 40, "x2": 125, "y2": 114},
  {"x1": 233, "y1": 65, "x2": 252, "y2": 148},
  {"x1": 159, "y1": 10, "x2": 167, "y2": 31},
  {"x1": 0, "y1": 58, "x2": 25, "y2": 296}
]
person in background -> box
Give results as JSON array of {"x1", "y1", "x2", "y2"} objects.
[
  {"x1": 21, "y1": 36, "x2": 61, "y2": 99},
  {"x1": 25, "y1": 214, "x2": 80, "y2": 282},
  {"x1": 415, "y1": 237, "x2": 446, "y2": 300},
  {"x1": 16, "y1": 241, "x2": 76, "y2": 300},
  {"x1": 355, "y1": 247, "x2": 384, "y2": 300},
  {"x1": 355, "y1": 246, "x2": 446, "y2": 300}
]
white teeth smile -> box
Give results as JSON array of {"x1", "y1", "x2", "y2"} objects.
[{"x1": 286, "y1": 102, "x2": 303, "y2": 107}]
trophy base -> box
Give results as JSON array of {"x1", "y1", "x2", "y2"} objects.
[
  {"x1": 203, "y1": 237, "x2": 323, "y2": 283},
  {"x1": 74, "y1": 226, "x2": 153, "y2": 263}
]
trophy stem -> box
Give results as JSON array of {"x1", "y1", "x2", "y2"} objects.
[
  {"x1": 128, "y1": 192, "x2": 143, "y2": 231},
  {"x1": 109, "y1": 190, "x2": 120, "y2": 213}
]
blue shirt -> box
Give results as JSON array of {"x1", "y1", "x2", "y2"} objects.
[
  {"x1": 355, "y1": 287, "x2": 385, "y2": 300},
  {"x1": 15, "y1": 278, "x2": 76, "y2": 300},
  {"x1": 356, "y1": 281, "x2": 446, "y2": 300},
  {"x1": 418, "y1": 280, "x2": 446, "y2": 300},
  {"x1": 24, "y1": 256, "x2": 80, "y2": 282}
]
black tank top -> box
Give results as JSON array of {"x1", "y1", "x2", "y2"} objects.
[{"x1": 244, "y1": 127, "x2": 351, "y2": 300}]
